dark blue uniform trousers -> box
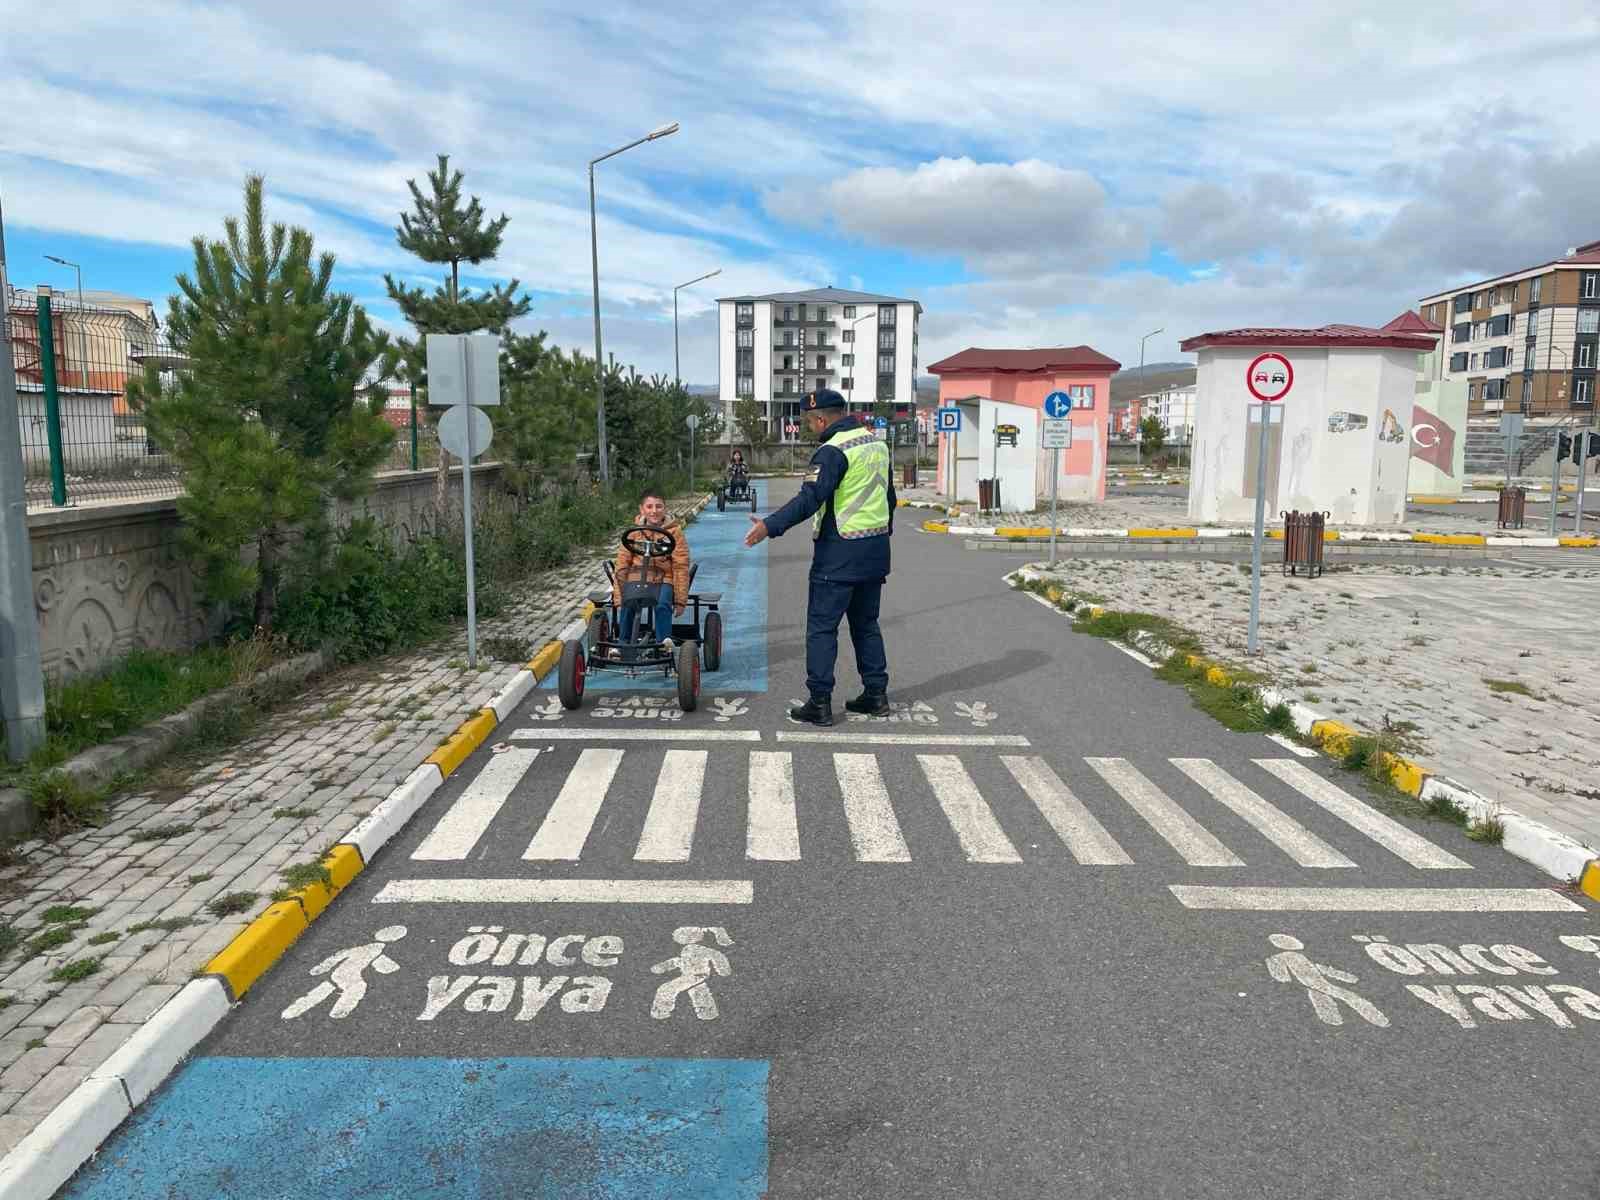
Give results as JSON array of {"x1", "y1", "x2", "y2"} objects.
[{"x1": 805, "y1": 577, "x2": 888, "y2": 699}]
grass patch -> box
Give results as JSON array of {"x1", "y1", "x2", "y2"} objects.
[
  {"x1": 205, "y1": 891, "x2": 258, "y2": 918},
  {"x1": 1072, "y1": 607, "x2": 1201, "y2": 655},
  {"x1": 48, "y1": 957, "x2": 102, "y2": 984},
  {"x1": 0, "y1": 925, "x2": 19, "y2": 961},
  {"x1": 126, "y1": 917, "x2": 195, "y2": 935},
  {"x1": 25, "y1": 1037, "x2": 44, "y2": 1050},
  {"x1": 185, "y1": 873, "x2": 214, "y2": 885},
  {"x1": 1483, "y1": 678, "x2": 1535, "y2": 697},
  {"x1": 1467, "y1": 815, "x2": 1505, "y2": 843},
  {"x1": 371, "y1": 722, "x2": 397, "y2": 743},
  {"x1": 481, "y1": 635, "x2": 535, "y2": 663},
  {"x1": 131, "y1": 823, "x2": 195, "y2": 843},
  {"x1": 271, "y1": 807, "x2": 317, "y2": 820},
  {"x1": 40, "y1": 905, "x2": 96, "y2": 924},
  {"x1": 1153, "y1": 656, "x2": 1276, "y2": 732},
  {"x1": 276, "y1": 860, "x2": 334, "y2": 899},
  {"x1": 23, "y1": 924, "x2": 79, "y2": 958},
  {"x1": 86, "y1": 931, "x2": 121, "y2": 946}
]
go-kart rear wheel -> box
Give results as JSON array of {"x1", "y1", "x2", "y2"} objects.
[
  {"x1": 558, "y1": 639, "x2": 586, "y2": 710},
  {"x1": 717, "y1": 492, "x2": 726, "y2": 512},
  {"x1": 750, "y1": 494, "x2": 758, "y2": 513},
  {"x1": 703, "y1": 611, "x2": 723, "y2": 672},
  {"x1": 675, "y1": 641, "x2": 701, "y2": 712}
]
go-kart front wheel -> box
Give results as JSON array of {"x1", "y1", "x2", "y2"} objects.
[
  {"x1": 558, "y1": 639, "x2": 586, "y2": 710},
  {"x1": 585, "y1": 611, "x2": 608, "y2": 655},
  {"x1": 702, "y1": 610, "x2": 723, "y2": 672},
  {"x1": 717, "y1": 491, "x2": 726, "y2": 513},
  {"x1": 675, "y1": 641, "x2": 701, "y2": 712}
]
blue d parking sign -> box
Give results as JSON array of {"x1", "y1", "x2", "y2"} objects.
[
  {"x1": 935, "y1": 407, "x2": 962, "y2": 433},
  {"x1": 1043, "y1": 390, "x2": 1073, "y2": 419}
]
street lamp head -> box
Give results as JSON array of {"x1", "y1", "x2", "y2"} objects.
[
  {"x1": 43, "y1": 254, "x2": 75, "y2": 267},
  {"x1": 648, "y1": 122, "x2": 680, "y2": 140}
]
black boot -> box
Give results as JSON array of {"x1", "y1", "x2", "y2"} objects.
[
  {"x1": 788, "y1": 696, "x2": 834, "y2": 727},
  {"x1": 844, "y1": 691, "x2": 890, "y2": 717}
]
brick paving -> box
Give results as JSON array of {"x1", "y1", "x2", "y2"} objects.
[
  {"x1": 1024, "y1": 554, "x2": 1600, "y2": 860},
  {"x1": 0, "y1": 552, "x2": 606, "y2": 1153}
]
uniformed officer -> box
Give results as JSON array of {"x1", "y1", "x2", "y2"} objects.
[{"x1": 743, "y1": 388, "x2": 895, "y2": 726}]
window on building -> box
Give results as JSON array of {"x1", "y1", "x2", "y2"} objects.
[
  {"x1": 1531, "y1": 276, "x2": 1543, "y2": 303},
  {"x1": 1577, "y1": 378, "x2": 1594, "y2": 408},
  {"x1": 842, "y1": 376, "x2": 854, "y2": 390},
  {"x1": 877, "y1": 375, "x2": 895, "y2": 400},
  {"x1": 1452, "y1": 323, "x2": 1470, "y2": 343},
  {"x1": 1509, "y1": 283, "x2": 1518, "y2": 303},
  {"x1": 783, "y1": 331, "x2": 794, "y2": 346},
  {"x1": 782, "y1": 355, "x2": 793, "y2": 369},
  {"x1": 817, "y1": 307, "x2": 828, "y2": 321},
  {"x1": 1579, "y1": 310, "x2": 1600, "y2": 334},
  {"x1": 1488, "y1": 315, "x2": 1511, "y2": 336},
  {"x1": 1453, "y1": 293, "x2": 1472, "y2": 314},
  {"x1": 1579, "y1": 343, "x2": 1594, "y2": 369},
  {"x1": 782, "y1": 378, "x2": 794, "y2": 393},
  {"x1": 1469, "y1": 353, "x2": 1478, "y2": 370},
  {"x1": 877, "y1": 354, "x2": 895, "y2": 375},
  {"x1": 736, "y1": 302, "x2": 753, "y2": 325},
  {"x1": 1522, "y1": 377, "x2": 1532, "y2": 407},
  {"x1": 842, "y1": 353, "x2": 854, "y2": 367},
  {"x1": 878, "y1": 329, "x2": 895, "y2": 350},
  {"x1": 1583, "y1": 273, "x2": 1599, "y2": 300},
  {"x1": 814, "y1": 355, "x2": 825, "y2": 370},
  {"x1": 736, "y1": 375, "x2": 753, "y2": 397},
  {"x1": 1449, "y1": 352, "x2": 1468, "y2": 372},
  {"x1": 1069, "y1": 384, "x2": 1095, "y2": 409},
  {"x1": 842, "y1": 330, "x2": 854, "y2": 343},
  {"x1": 736, "y1": 328, "x2": 753, "y2": 348},
  {"x1": 878, "y1": 304, "x2": 896, "y2": 326},
  {"x1": 843, "y1": 305, "x2": 855, "y2": 318},
  {"x1": 1483, "y1": 379, "x2": 1505, "y2": 401},
  {"x1": 797, "y1": 305, "x2": 808, "y2": 322},
  {"x1": 1485, "y1": 347, "x2": 1509, "y2": 368},
  {"x1": 783, "y1": 306, "x2": 793, "y2": 321},
  {"x1": 815, "y1": 377, "x2": 827, "y2": 392}
]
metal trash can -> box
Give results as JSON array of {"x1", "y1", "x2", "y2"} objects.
[
  {"x1": 903, "y1": 464, "x2": 917, "y2": 488},
  {"x1": 1497, "y1": 486, "x2": 1526, "y2": 529},
  {"x1": 977, "y1": 478, "x2": 1002, "y2": 512},
  {"x1": 1282, "y1": 510, "x2": 1328, "y2": 577}
]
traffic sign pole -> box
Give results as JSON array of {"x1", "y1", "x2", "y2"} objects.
[
  {"x1": 461, "y1": 338, "x2": 478, "y2": 670},
  {"x1": 1242, "y1": 354, "x2": 1293, "y2": 655},
  {"x1": 1576, "y1": 436, "x2": 1590, "y2": 536},
  {"x1": 1549, "y1": 442, "x2": 1563, "y2": 537},
  {"x1": 1048, "y1": 452, "x2": 1059, "y2": 569}
]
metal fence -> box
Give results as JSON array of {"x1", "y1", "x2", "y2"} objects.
[{"x1": 5, "y1": 285, "x2": 439, "y2": 508}]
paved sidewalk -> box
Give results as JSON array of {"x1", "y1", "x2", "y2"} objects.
[
  {"x1": 1025, "y1": 555, "x2": 1600, "y2": 859},
  {"x1": 0, "y1": 552, "x2": 606, "y2": 1154}
]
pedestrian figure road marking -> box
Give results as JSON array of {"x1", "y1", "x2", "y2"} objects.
[
  {"x1": 713, "y1": 697, "x2": 749, "y2": 722},
  {"x1": 651, "y1": 926, "x2": 734, "y2": 1020},
  {"x1": 954, "y1": 700, "x2": 996, "y2": 727},
  {"x1": 1264, "y1": 933, "x2": 1389, "y2": 1027},
  {"x1": 281, "y1": 925, "x2": 407, "y2": 1020}
]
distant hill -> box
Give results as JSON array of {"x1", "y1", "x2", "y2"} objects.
[{"x1": 1111, "y1": 363, "x2": 1195, "y2": 405}]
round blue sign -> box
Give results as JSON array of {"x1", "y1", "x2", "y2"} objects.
[
  {"x1": 1043, "y1": 390, "x2": 1073, "y2": 419},
  {"x1": 873, "y1": 416, "x2": 888, "y2": 428}
]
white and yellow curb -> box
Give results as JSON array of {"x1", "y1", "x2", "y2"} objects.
[
  {"x1": 930, "y1": 520, "x2": 1600, "y2": 549},
  {"x1": 1005, "y1": 564, "x2": 1600, "y2": 899}
]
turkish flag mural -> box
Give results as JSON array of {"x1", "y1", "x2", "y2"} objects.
[{"x1": 1410, "y1": 402, "x2": 1456, "y2": 478}]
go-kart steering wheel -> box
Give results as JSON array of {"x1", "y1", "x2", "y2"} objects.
[{"x1": 622, "y1": 524, "x2": 677, "y2": 559}]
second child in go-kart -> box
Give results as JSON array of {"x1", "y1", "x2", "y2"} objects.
[{"x1": 610, "y1": 488, "x2": 689, "y2": 658}]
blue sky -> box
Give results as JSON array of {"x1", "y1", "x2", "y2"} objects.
[{"x1": 4, "y1": 0, "x2": 1598, "y2": 383}]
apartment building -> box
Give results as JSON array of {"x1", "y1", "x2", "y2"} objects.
[
  {"x1": 716, "y1": 287, "x2": 922, "y2": 441},
  {"x1": 1418, "y1": 238, "x2": 1600, "y2": 416},
  {"x1": 1137, "y1": 384, "x2": 1196, "y2": 443}
]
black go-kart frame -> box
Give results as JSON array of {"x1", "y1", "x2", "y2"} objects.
[
  {"x1": 557, "y1": 524, "x2": 724, "y2": 713},
  {"x1": 716, "y1": 469, "x2": 757, "y2": 513}
]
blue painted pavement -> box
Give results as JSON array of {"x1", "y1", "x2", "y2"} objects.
[
  {"x1": 62, "y1": 1056, "x2": 768, "y2": 1200},
  {"x1": 541, "y1": 483, "x2": 769, "y2": 693}
]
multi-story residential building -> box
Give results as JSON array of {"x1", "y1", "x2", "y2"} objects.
[
  {"x1": 1137, "y1": 384, "x2": 1196, "y2": 444},
  {"x1": 1418, "y1": 238, "x2": 1600, "y2": 416},
  {"x1": 716, "y1": 288, "x2": 922, "y2": 442}
]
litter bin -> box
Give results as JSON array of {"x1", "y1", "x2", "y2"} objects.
[
  {"x1": 1282, "y1": 510, "x2": 1328, "y2": 578},
  {"x1": 1497, "y1": 486, "x2": 1526, "y2": 529},
  {"x1": 978, "y1": 478, "x2": 1002, "y2": 512},
  {"x1": 902, "y1": 464, "x2": 917, "y2": 488}
]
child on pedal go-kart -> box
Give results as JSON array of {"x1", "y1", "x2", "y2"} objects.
[{"x1": 610, "y1": 487, "x2": 690, "y2": 658}]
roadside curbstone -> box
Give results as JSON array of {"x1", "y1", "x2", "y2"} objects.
[
  {"x1": 933, "y1": 523, "x2": 1600, "y2": 551},
  {"x1": 0, "y1": 1077, "x2": 130, "y2": 1200},
  {"x1": 1006, "y1": 566, "x2": 1600, "y2": 892}
]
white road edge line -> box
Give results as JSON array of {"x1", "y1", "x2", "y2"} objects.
[
  {"x1": 1266, "y1": 732, "x2": 1318, "y2": 758},
  {"x1": 777, "y1": 732, "x2": 1032, "y2": 747},
  {"x1": 510, "y1": 728, "x2": 763, "y2": 742},
  {"x1": 372, "y1": 878, "x2": 755, "y2": 905},
  {"x1": 1168, "y1": 885, "x2": 1584, "y2": 912}
]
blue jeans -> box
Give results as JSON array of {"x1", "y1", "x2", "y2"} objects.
[
  {"x1": 620, "y1": 584, "x2": 675, "y2": 645},
  {"x1": 805, "y1": 578, "x2": 887, "y2": 700}
]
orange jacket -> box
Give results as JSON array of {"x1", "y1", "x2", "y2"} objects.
[{"x1": 612, "y1": 521, "x2": 690, "y2": 608}]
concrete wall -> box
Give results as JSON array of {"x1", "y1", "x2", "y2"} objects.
[
  {"x1": 1409, "y1": 379, "x2": 1469, "y2": 496},
  {"x1": 25, "y1": 464, "x2": 500, "y2": 683},
  {"x1": 1189, "y1": 346, "x2": 1417, "y2": 526}
]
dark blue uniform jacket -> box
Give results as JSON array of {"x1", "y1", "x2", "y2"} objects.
[{"x1": 763, "y1": 414, "x2": 897, "y2": 583}]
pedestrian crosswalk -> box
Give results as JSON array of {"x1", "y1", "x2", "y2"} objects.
[{"x1": 406, "y1": 748, "x2": 1475, "y2": 872}]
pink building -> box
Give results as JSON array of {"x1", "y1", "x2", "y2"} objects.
[{"x1": 927, "y1": 346, "x2": 1121, "y2": 503}]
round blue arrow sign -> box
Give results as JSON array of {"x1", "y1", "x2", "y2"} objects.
[{"x1": 1043, "y1": 390, "x2": 1073, "y2": 419}]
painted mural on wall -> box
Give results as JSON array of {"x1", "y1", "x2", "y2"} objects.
[
  {"x1": 1378, "y1": 409, "x2": 1405, "y2": 444},
  {"x1": 1409, "y1": 403, "x2": 1457, "y2": 479}
]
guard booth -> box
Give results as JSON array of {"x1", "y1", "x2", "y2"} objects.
[{"x1": 935, "y1": 396, "x2": 1038, "y2": 507}]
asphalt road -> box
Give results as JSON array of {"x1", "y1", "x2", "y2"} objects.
[{"x1": 60, "y1": 480, "x2": 1600, "y2": 1199}]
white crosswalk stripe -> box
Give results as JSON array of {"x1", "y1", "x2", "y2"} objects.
[
  {"x1": 1253, "y1": 759, "x2": 1472, "y2": 870},
  {"x1": 1085, "y1": 757, "x2": 1243, "y2": 867},
  {"x1": 411, "y1": 746, "x2": 1474, "y2": 873},
  {"x1": 918, "y1": 755, "x2": 1023, "y2": 863},
  {"x1": 411, "y1": 748, "x2": 539, "y2": 861},
  {"x1": 523, "y1": 748, "x2": 622, "y2": 861},
  {"x1": 1000, "y1": 756, "x2": 1132, "y2": 865},
  {"x1": 634, "y1": 749, "x2": 708, "y2": 862},
  {"x1": 747, "y1": 751, "x2": 801, "y2": 861},
  {"x1": 1171, "y1": 757, "x2": 1356, "y2": 869},
  {"x1": 834, "y1": 752, "x2": 913, "y2": 862}
]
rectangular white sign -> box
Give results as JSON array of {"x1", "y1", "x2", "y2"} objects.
[
  {"x1": 1041, "y1": 418, "x2": 1072, "y2": 449},
  {"x1": 425, "y1": 333, "x2": 501, "y2": 406}
]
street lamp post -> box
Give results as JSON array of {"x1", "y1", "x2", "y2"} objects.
[
  {"x1": 1136, "y1": 326, "x2": 1163, "y2": 467},
  {"x1": 847, "y1": 312, "x2": 876, "y2": 409},
  {"x1": 673, "y1": 267, "x2": 721, "y2": 390},
  {"x1": 589, "y1": 121, "x2": 679, "y2": 489},
  {"x1": 43, "y1": 254, "x2": 88, "y2": 388}
]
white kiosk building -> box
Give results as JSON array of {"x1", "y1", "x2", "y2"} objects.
[{"x1": 1179, "y1": 324, "x2": 1437, "y2": 527}]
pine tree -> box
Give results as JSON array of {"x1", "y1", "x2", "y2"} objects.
[
  {"x1": 131, "y1": 176, "x2": 394, "y2": 631},
  {"x1": 384, "y1": 155, "x2": 531, "y2": 503}
]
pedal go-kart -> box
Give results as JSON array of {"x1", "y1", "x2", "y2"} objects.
[
  {"x1": 557, "y1": 525, "x2": 723, "y2": 713},
  {"x1": 717, "y1": 466, "x2": 757, "y2": 513}
]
